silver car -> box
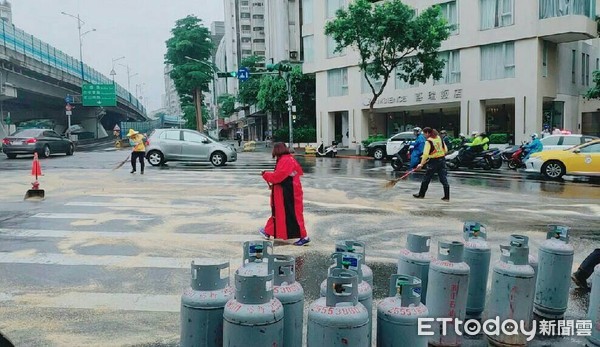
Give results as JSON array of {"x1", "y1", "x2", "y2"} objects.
[{"x1": 145, "y1": 129, "x2": 237, "y2": 167}]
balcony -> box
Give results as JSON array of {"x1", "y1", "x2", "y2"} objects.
[{"x1": 538, "y1": 14, "x2": 597, "y2": 43}]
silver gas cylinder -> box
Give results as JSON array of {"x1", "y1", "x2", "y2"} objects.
[
  {"x1": 510, "y1": 234, "x2": 538, "y2": 282},
  {"x1": 320, "y1": 252, "x2": 373, "y2": 345},
  {"x1": 223, "y1": 270, "x2": 284, "y2": 347},
  {"x1": 426, "y1": 241, "x2": 470, "y2": 347},
  {"x1": 534, "y1": 225, "x2": 574, "y2": 319},
  {"x1": 397, "y1": 234, "x2": 433, "y2": 304},
  {"x1": 335, "y1": 240, "x2": 374, "y2": 286},
  {"x1": 180, "y1": 259, "x2": 234, "y2": 347},
  {"x1": 308, "y1": 268, "x2": 370, "y2": 347},
  {"x1": 463, "y1": 221, "x2": 491, "y2": 320},
  {"x1": 377, "y1": 274, "x2": 429, "y2": 347},
  {"x1": 487, "y1": 241, "x2": 536, "y2": 346},
  {"x1": 587, "y1": 264, "x2": 600, "y2": 346},
  {"x1": 269, "y1": 254, "x2": 304, "y2": 347},
  {"x1": 236, "y1": 240, "x2": 273, "y2": 277}
]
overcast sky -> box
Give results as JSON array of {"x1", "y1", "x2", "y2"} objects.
[{"x1": 12, "y1": 0, "x2": 224, "y2": 112}]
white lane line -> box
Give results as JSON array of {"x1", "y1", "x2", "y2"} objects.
[
  {"x1": 0, "y1": 228, "x2": 262, "y2": 243},
  {"x1": 0, "y1": 252, "x2": 189, "y2": 269},
  {"x1": 0, "y1": 292, "x2": 180, "y2": 313},
  {"x1": 31, "y1": 213, "x2": 154, "y2": 221}
]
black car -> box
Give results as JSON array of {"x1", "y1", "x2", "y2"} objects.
[{"x1": 2, "y1": 129, "x2": 75, "y2": 159}]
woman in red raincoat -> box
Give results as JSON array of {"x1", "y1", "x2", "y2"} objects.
[{"x1": 259, "y1": 143, "x2": 310, "y2": 246}]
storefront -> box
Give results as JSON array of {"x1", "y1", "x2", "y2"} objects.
[{"x1": 374, "y1": 107, "x2": 461, "y2": 138}]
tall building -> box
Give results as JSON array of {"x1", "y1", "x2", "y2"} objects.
[
  {"x1": 205, "y1": 21, "x2": 226, "y2": 126},
  {"x1": 303, "y1": 0, "x2": 600, "y2": 148},
  {"x1": 163, "y1": 65, "x2": 182, "y2": 117},
  {"x1": 0, "y1": 1, "x2": 12, "y2": 25}
]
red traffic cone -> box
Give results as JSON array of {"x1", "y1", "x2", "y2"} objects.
[
  {"x1": 31, "y1": 153, "x2": 42, "y2": 179},
  {"x1": 25, "y1": 153, "x2": 44, "y2": 200}
]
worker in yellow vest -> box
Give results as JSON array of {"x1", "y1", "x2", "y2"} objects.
[{"x1": 413, "y1": 127, "x2": 450, "y2": 201}]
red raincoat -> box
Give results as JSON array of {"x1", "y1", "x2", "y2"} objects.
[{"x1": 261, "y1": 154, "x2": 307, "y2": 240}]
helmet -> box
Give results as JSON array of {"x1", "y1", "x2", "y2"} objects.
[
  {"x1": 531, "y1": 133, "x2": 538, "y2": 139},
  {"x1": 440, "y1": 130, "x2": 447, "y2": 134},
  {"x1": 459, "y1": 133, "x2": 465, "y2": 138},
  {"x1": 471, "y1": 131, "x2": 479, "y2": 137},
  {"x1": 413, "y1": 127, "x2": 422, "y2": 133}
]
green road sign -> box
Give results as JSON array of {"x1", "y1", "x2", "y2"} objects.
[{"x1": 82, "y1": 84, "x2": 117, "y2": 107}]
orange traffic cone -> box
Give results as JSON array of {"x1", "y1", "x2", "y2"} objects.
[{"x1": 25, "y1": 153, "x2": 44, "y2": 200}]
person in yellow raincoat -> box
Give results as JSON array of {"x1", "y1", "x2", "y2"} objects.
[{"x1": 127, "y1": 129, "x2": 146, "y2": 174}]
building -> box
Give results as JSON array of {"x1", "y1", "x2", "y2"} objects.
[
  {"x1": 0, "y1": 1, "x2": 12, "y2": 25},
  {"x1": 163, "y1": 64, "x2": 183, "y2": 117},
  {"x1": 205, "y1": 21, "x2": 226, "y2": 127},
  {"x1": 303, "y1": 0, "x2": 600, "y2": 148}
]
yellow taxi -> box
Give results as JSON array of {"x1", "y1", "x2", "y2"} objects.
[{"x1": 525, "y1": 139, "x2": 600, "y2": 179}]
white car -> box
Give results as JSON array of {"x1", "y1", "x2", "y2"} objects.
[
  {"x1": 540, "y1": 134, "x2": 598, "y2": 151},
  {"x1": 386, "y1": 131, "x2": 416, "y2": 156}
]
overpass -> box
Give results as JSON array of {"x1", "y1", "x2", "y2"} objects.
[{"x1": 0, "y1": 21, "x2": 147, "y2": 139}]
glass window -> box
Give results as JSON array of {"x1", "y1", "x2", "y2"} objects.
[
  {"x1": 541, "y1": 136, "x2": 560, "y2": 146},
  {"x1": 440, "y1": 1, "x2": 459, "y2": 35},
  {"x1": 435, "y1": 50, "x2": 461, "y2": 85},
  {"x1": 580, "y1": 143, "x2": 600, "y2": 153},
  {"x1": 303, "y1": 0, "x2": 313, "y2": 24},
  {"x1": 539, "y1": 0, "x2": 596, "y2": 19},
  {"x1": 396, "y1": 67, "x2": 419, "y2": 89},
  {"x1": 241, "y1": 25, "x2": 251, "y2": 31},
  {"x1": 586, "y1": 54, "x2": 590, "y2": 86},
  {"x1": 327, "y1": 68, "x2": 349, "y2": 97},
  {"x1": 253, "y1": 39, "x2": 265, "y2": 43},
  {"x1": 542, "y1": 41, "x2": 548, "y2": 77},
  {"x1": 361, "y1": 72, "x2": 383, "y2": 94},
  {"x1": 571, "y1": 50, "x2": 576, "y2": 84},
  {"x1": 562, "y1": 136, "x2": 581, "y2": 146},
  {"x1": 481, "y1": 42, "x2": 515, "y2": 80},
  {"x1": 161, "y1": 131, "x2": 181, "y2": 141},
  {"x1": 327, "y1": 0, "x2": 345, "y2": 18},
  {"x1": 241, "y1": 1, "x2": 249, "y2": 5},
  {"x1": 240, "y1": 13, "x2": 251, "y2": 19},
  {"x1": 252, "y1": 14, "x2": 264, "y2": 19},
  {"x1": 480, "y1": 0, "x2": 513, "y2": 30},
  {"x1": 303, "y1": 35, "x2": 314, "y2": 63},
  {"x1": 184, "y1": 132, "x2": 207, "y2": 143}
]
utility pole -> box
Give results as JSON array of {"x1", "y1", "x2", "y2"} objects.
[{"x1": 285, "y1": 73, "x2": 293, "y2": 149}]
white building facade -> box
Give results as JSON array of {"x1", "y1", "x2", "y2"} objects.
[
  {"x1": 163, "y1": 65, "x2": 183, "y2": 117},
  {"x1": 303, "y1": 0, "x2": 600, "y2": 148}
]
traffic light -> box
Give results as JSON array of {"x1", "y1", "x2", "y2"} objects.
[
  {"x1": 279, "y1": 64, "x2": 292, "y2": 72},
  {"x1": 216, "y1": 71, "x2": 237, "y2": 78},
  {"x1": 265, "y1": 63, "x2": 292, "y2": 73},
  {"x1": 266, "y1": 63, "x2": 278, "y2": 72}
]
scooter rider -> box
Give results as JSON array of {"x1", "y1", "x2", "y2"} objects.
[
  {"x1": 522, "y1": 133, "x2": 543, "y2": 161},
  {"x1": 440, "y1": 130, "x2": 452, "y2": 151},
  {"x1": 410, "y1": 127, "x2": 426, "y2": 169}
]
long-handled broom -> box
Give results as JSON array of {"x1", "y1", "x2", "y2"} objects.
[
  {"x1": 383, "y1": 168, "x2": 419, "y2": 189},
  {"x1": 113, "y1": 155, "x2": 131, "y2": 171}
]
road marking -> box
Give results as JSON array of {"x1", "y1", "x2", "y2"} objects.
[
  {"x1": 31, "y1": 213, "x2": 154, "y2": 221},
  {"x1": 65, "y1": 202, "x2": 203, "y2": 209},
  {"x1": 0, "y1": 252, "x2": 190, "y2": 269},
  {"x1": 0, "y1": 292, "x2": 180, "y2": 313},
  {"x1": 0, "y1": 228, "x2": 261, "y2": 243}
]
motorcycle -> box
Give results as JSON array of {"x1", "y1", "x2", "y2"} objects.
[
  {"x1": 390, "y1": 141, "x2": 412, "y2": 171},
  {"x1": 446, "y1": 146, "x2": 502, "y2": 170},
  {"x1": 316, "y1": 141, "x2": 338, "y2": 158},
  {"x1": 507, "y1": 145, "x2": 526, "y2": 170},
  {"x1": 500, "y1": 145, "x2": 521, "y2": 162}
]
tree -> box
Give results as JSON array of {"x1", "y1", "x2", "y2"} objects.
[
  {"x1": 585, "y1": 71, "x2": 600, "y2": 99},
  {"x1": 237, "y1": 55, "x2": 265, "y2": 107},
  {"x1": 324, "y1": 0, "x2": 450, "y2": 130},
  {"x1": 165, "y1": 16, "x2": 214, "y2": 132},
  {"x1": 217, "y1": 94, "x2": 237, "y2": 118}
]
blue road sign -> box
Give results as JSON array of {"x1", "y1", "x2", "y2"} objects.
[
  {"x1": 237, "y1": 67, "x2": 250, "y2": 82},
  {"x1": 65, "y1": 95, "x2": 74, "y2": 103}
]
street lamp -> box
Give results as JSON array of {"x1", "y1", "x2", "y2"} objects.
[
  {"x1": 110, "y1": 56, "x2": 125, "y2": 83},
  {"x1": 61, "y1": 11, "x2": 95, "y2": 83},
  {"x1": 117, "y1": 63, "x2": 137, "y2": 92}
]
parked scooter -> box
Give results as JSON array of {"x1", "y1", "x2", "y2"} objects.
[
  {"x1": 316, "y1": 141, "x2": 338, "y2": 158},
  {"x1": 446, "y1": 146, "x2": 502, "y2": 170},
  {"x1": 390, "y1": 141, "x2": 412, "y2": 171}
]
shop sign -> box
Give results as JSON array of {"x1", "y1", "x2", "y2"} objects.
[{"x1": 363, "y1": 88, "x2": 462, "y2": 107}]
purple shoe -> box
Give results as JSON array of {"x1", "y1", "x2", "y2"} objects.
[
  {"x1": 293, "y1": 237, "x2": 310, "y2": 246},
  {"x1": 258, "y1": 227, "x2": 270, "y2": 240}
]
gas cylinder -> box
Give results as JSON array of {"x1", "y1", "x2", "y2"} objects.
[
  {"x1": 426, "y1": 241, "x2": 470, "y2": 347},
  {"x1": 308, "y1": 268, "x2": 370, "y2": 347},
  {"x1": 236, "y1": 240, "x2": 273, "y2": 277},
  {"x1": 223, "y1": 271, "x2": 284, "y2": 347},
  {"x1": 320, "y1": 252, "x2": 373, "y2": 345},
  {"x1": 397, "y1": 234, "x2": 433, "y2": 304},
  {"x1": 510, "y1": 234, "x2": 538, "y2": 282},
  {"x1": 463, "y1": 221, "x2": 491, "y2": 319},
  {"x1": 377, "y1": 274, "x2": 429, "y2": 347},
  {"x1": 269, "y1": 254, "x2": 304, "y2": 347},
  {"x1": 487, "y1": 241, "x2": 536, "y2": 346},
  {"x1": 534, "y1": 225, "x2": 574, "y2": 319},
  {"x1": 587, "y1": 264, "x2": 600, "y2": 346},
  {"x1": 180, "y1": 259, "x2": 234, "y2": 347},
  {"x1": 335, "y1": 240, "x2": 374, "y2": 286}
]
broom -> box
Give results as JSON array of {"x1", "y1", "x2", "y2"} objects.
[
  {"x1": 383, "y1": 159, "x2": 429, "y2": 189},
  {"x1": 113, "y1": 155, "x2": 131, "y2": 171}
]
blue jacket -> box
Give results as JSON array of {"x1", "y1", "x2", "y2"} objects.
[
  {"x1": 524, "y1": 138, "x2": 543, "y2": 154},
  {"x1": 411, "y1": 134, "x2": 426, "y2": 158}
]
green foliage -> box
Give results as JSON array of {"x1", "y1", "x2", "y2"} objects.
[
  {"x1": 218, "y1": 94, "x2": 236, "y2": 118},
  {"x1": 271, "y1": 127, "x2": 317, "y2": 143},
  {"x1": 585, "y1": 70, "x2": 600, "y2": 99},
  {"x1": 489, "y1": 133, "x2": 509, "y2": 144},
  {"x1": 181, "y1": 103, "x2": 209, "y2": 130},
  {"x1": 361, "y1": 134, "x2": 387, "y2": 147},
  {"x1": 325, "y1": 0, "x2": 450, "y2": 110},
  {"x1": 237, "y1": 55, "x2": 265, "y2": 106}
]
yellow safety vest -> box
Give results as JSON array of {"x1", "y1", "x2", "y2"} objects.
[{"x1": 427, "y1": 136, "x2": 446, "y2": 159}]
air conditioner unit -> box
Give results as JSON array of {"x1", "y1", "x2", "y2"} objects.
[{"x1": 289, "y1": 51, "x2": 299, "y2": 61}]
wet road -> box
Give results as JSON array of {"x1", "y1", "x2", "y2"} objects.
[{"x1": 0, "y1": 146, "x2": 598, "y2": 346}]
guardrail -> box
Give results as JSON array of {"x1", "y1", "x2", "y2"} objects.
[{"x1": 0, "y1": 21, "x2": 145, "y2": 116}]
